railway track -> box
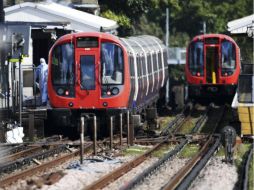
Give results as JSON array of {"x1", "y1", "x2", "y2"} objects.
[
  {"x1": 161, "y1": 135, "x2": 221, "y2": 190},
  {"x1": 83, "y1": 137, "x2": 183, "y2": 190},
  {"x1": 0, "y1": 141, "x2": 93, "y2": 187},
  {"x1": 0, "y1": 104, "x2": 229, "y2": 189},
  {"x1": 84, "y1": 104, "x2": 225, "y2": 190}
]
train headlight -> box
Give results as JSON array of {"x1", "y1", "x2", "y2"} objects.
[
  {"x1": 111, "y1": 87, "x2": 119, "y2": 95},
  {"x1": 106, "y1": 91, "x2": 111, "y2": 96},
  {"x1": 57, "y1": 88, "x2": 64, "y2": 95},
  {"x1": 197, "y1": 72, "x2": 200, "y2": 77},
  {"x1": 65, "y1": 90, "x2": 69, "y2": 96}
]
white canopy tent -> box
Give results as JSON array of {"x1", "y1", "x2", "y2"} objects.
[
  {"x1": 227, "y1": 14, "x2": 254, "y2": 37},
  {"x1": 4, "y1": 2, "x2": 118, "y2": 33}
]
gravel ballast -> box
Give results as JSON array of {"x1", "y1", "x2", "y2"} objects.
[{"x1": 188, "y1": 156, "x2": 238, "y2": 190}]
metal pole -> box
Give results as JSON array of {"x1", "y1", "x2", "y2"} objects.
[
  {"x1": 203, "y1": 21, "x2": 206, "y2": 34},
  {"x1": 93, "y1": 115, "x2": 97, "y2": 155},
  {"x1": 166, "y1": 78, "x2": 169, "y2": 104},
  {"x1": 129, "y1": 115, "x2": 134, "y2": 146},
  {"x1": 110, "y1": 116, "x2": 113, "y2": 150},
  {"x1": 127, "y1": 111, "x2": 130, "y2": 146},
  {"x1": 119, "y1": 113, "x2": 123, "y2": 147},
  {"x1": 80, "y1": 116, "x2": 84, "y2": 164},
  {"x1": 19, "y1": 55, "x2": 23, "y2": 127},
  {"x1": 6, "y1": 59, "x2": 10, "y2": 119},
  {"x1": 11, "y1": 61, "x2": 15, "y2": 115},
  {"x1": 33, "y1": 65, "x2": 36, "y2": 108},
  {"x1": 166, "y1": 8, "x2": 169, "y2": 47},
  {"x1": 28, "y1": 113, "x2": 34, "y2": 141}
]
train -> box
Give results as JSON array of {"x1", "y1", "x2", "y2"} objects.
[
  {"x1": 47, "y1": 32, "x2": 168, "y2": 135},
  {"x1": 185, "y1": 34, "x2": 240, "y2": 99}
]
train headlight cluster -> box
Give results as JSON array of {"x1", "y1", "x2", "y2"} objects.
[
  {"x1": 111, "y1": 87, "x2": 119, "y2": 95},
  {"x1": 57, "y1": 88, "x2": 64, "y2": 95},
  {"x1": 104, "y1": 87, "x2": 120, "y2": 97}
]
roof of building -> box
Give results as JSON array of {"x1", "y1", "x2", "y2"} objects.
[
  {"x1": 4, "y1": 2, "x2": 117, "y2": 32},
  {"x1": 227, "y1": 14, "x2": 254, "y2": 37}
]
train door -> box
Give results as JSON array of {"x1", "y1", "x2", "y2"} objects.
[
  {"x1": 205, "y1": 46, "x2": 219, "y2": 84},
  {"x1": 75, "y1": 49, "x2": 100, "y2": 107}
]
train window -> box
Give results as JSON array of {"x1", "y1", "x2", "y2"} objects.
[
  {"x1": 205, "y1": 38, "x2": 219, "y2": 44},
  {"x1": 80, "y1": 55, "x2": 95, "y2": 90},
  {"x1": 77, "y1": 37, "x2": 98, "y2": 48},
  {"x1": 101, "y1": 42, "x2": 124, "y2": 84},
  {"x1": 129, "y1": 56, "x2": 135, "y2": 77},
  {"x1": 163, "y1": 51, "x2": 167, "y2": 66},
  {"x1": 137, "y1": 57, "x2": 140, "y2": 77},
  {"x1": 51, "y1": 43, "x2": 74, "y2": 85},
  {"x1": 221, "y1": 40, "x2": 236, "y2": 74},
  {"x1": 142, "y1": 56, "x2": 146, "y2": 78},
  {"x1": 148, "y1": 54, "x2": 152, "y2": 74},
  {"x1": 153, "y1": 54, "x2": 157, "y2": 71},
  {"x1": 188, "y1": 41, "x2": 204, "y2": 76},
  {"x1": 158, "y1": 52, "x2": 162, "y2": 70}
]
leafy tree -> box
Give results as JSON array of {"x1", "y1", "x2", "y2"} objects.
[{"x1": 99, "y1": 0, "x2": 253, "y2": 62}]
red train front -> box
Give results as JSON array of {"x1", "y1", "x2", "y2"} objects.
[
  {"x1": 48, "y1": 32, "x2": 131, "y2": 110},
  {"x1": 47, "y1": 32, "x2": 168, "y2": 133},
  {"x1": 185, "y1": 34, "x2": 240, "y2": 99}
]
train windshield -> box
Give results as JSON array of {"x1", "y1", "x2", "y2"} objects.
[
  {"x1": 51, "y1": 43, "x2": 74, "y2": 85},
  {"x1": 101, "y1": 42, "x2": 124, "y2": 84},
  {"x1": 188, "y1": 41, "x2": 204, "y2": 76},
  {"x1": 80, "y1": 55, "x2": 95, "y2": 90},
  {"x1": 221, "y1": 40, "x2": 236, "y2": 75}
]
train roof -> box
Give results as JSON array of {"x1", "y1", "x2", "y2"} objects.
[
  {"x1": 191, "y1": 34, "x2": 236, "y2": 42},
  {"x1": 53, "y1": 32, "x2": 167, "y2": 56},
  {"x1": 120, "y1": 35, "x2": 167, "y2": 56}
]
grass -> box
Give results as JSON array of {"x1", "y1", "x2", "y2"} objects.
[
  {"x1": 159, "y1": 116, "x2": 175, "y2": 130},
  {"x1": 215, "y1": 146, "x2": 226, "y2": 157},
  {"x1": 179, "y1": 144, "x2": 200, "y2": 158},
  {"x1": 234, "y1": 143, "x2": 251, "y2": 168},
  {"x1": 152, "y1": 144, "x2": 174, "y2": 158},
  {"x1": 122, "y1": 145, "x2": 150, "y2": 156},
  {"x1": 178, "y1": 117, "x2": 199, "y2": 134},
  {"x1": 249, "y1": 151, "x2": 254, "y2": 190}
]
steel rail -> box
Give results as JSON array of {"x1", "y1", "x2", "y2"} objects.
[
  {"x1": 0, "y1": 144, "x2": 28, "y2": 157},
  {"x1": 0, "y1": 145, "x2": 68, "y2": 174},
  {"x1": 82, "y1": 141, "x2": 167, "y2": 190},
  {"x1": 0, "y1": 143, "x2": 92, "y2": 187},
  {"x1": 242, "y1": 144, "x2": 254, "y2": 190},
  {"x1": 0, "y1": 146, "x2": 42, "y2": 163},
  {"x1": 160, "y1": 103, "x2": 193, "y2": 137},
  {"x1": 162, "y1": 134, "x2": 221, "y2": 190},
  {"x1": 119, "y1": 138, "x2": 188, "y2": 190},
  {"x1": 191, "y1": 105, "x2": 211, "y2": 133},
  {"x1": 160, "y1": 114, "x2": 187, "y2": 136}
]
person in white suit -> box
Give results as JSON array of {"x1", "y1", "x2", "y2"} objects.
[{"x1": 35, "y1": 58, "x2": 48, "y2": 106}]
